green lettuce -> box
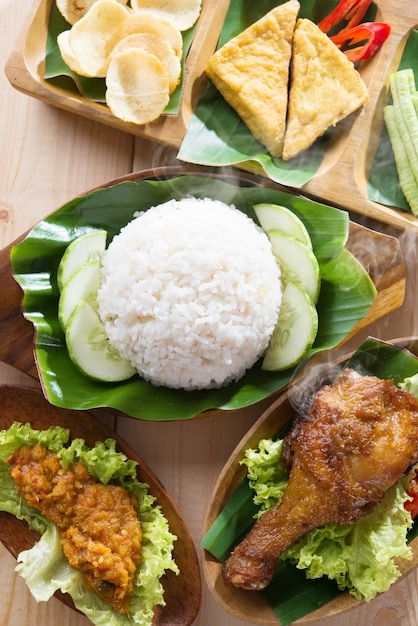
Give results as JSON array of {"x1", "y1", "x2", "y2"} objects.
[
  {"x1": 241, "y1": 437, "x2": 414, "y2": 602},
  {"x1": 0, "y1": 422, "x2": 178, "y2": 626}
]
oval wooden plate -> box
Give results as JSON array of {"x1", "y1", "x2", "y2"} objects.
[
  {"x1": 0, "y1": 384, "x2": 201, "y2": 626},
  {"x1": 0, "y1": 166, "x2": 406, "y2": 390},
  {"x1": 202, "y1": 336, "x2": 418, "y2": 625}
]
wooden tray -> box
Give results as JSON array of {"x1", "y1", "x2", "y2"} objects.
[
  {"x1": 0, "y1": 166, "x2": 406, "y2": 389},
  {"x1": 6, "y1": 0, "x2": 418, "y2": 232},
  {"x1": 303, "y1": 0, "x2": 418, "y2": 232},
  {"x1": 5, "y1": 0, "x2": 228, "y2": 148}
]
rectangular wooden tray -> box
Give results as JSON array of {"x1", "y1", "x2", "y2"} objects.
[{"x1": 6, "y1": 0, "x2": 418, "y2": 231}]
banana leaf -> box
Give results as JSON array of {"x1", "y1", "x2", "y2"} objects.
[
  {"x1": 178, "y1": 0, "x2": 376, "y2": 186},
  {"x1": 44, "y1": 3, "x2": 197, "y2": 113},
  {"x1": 202, "y1": 338, "x2": 418, "y2": 626},
  {"x1": 10, "y1": 175, "x2": 376, "y2": 421},
  {"x1": 368, "y1": 30, "x2": 418, "y2": 213}
]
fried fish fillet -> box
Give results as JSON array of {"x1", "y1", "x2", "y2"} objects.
[
  {"x1": 223, "y1": 369, "x2": 418, "y2": 591},
  {"x1": 282, "y1": 18, "x2": 369, "y2": 160},
  {"x1": 205, "y1": 0, "x2": 300, "y2": 158}
]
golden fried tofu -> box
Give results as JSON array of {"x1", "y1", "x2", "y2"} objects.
[
  {"x1": 282, "y1": 18, "x2": 369, "y2": 160},
  {"x1": 206, "y1": 0, "x2": 300, "y2": 158}
]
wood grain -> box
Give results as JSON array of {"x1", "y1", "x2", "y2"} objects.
[{"x1": 4, "y1": 2, "x2": 418, "y2": 625}]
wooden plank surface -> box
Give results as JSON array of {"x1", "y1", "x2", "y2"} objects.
[{"x1": 2, "y1": 2, "x2": 418, "y2": 626}]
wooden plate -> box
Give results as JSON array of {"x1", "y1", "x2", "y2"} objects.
[
  {"x1": 0, "y1": 383, "x2": 201, "y2": 625},
  {"x1": 0, "y1": 167, "x2": 406, "y2": 407},
  {"x1": 5, "y1": 0, "x2": 228, "y2": 148},
  {"x1": 202, "y1": 336, "x2": 418, "y2": 625},
  {"x1": 5, "y1": 1, "x2": 418, "y2": 230}
]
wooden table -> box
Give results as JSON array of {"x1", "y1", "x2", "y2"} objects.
[{"x1": 2, "y1": 2, "x2": 418, "y2": 625}]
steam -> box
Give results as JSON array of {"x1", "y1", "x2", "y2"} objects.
[{"x1": 286, "y1": 212, "x2": 418, "y2": 414}]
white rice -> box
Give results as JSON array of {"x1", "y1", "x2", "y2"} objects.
[{"x1": 97, "y1": 197, "x2": 282, "y2": 390}]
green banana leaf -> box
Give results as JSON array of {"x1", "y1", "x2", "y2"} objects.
[
  {"x1": 202, "y1": 338, "x2": 418, "y2": 626},
  {"x1": 10, "y1": 174, "x2": 376, "y2": 421},
  {"x1": 178, "y1": 0, "x2": 376, "y2": 186},
  {"x1": 368, "y1": 30, "x2": 418, "y2": 213},
  {"x1": 44, "y1": 3, "x2": 197, "y2": 113}
]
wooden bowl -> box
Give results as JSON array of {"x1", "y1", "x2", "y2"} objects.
[
  {"x1": 0, "y1": 384, "x2": 201, "y2": 625},
  {"x1": 202, "y1": 336, "x2": 418, "y2": 624}
]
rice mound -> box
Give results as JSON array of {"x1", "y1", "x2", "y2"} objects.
[{"x1": 97, "y1": 197, "x2": 282, "y2": 390}]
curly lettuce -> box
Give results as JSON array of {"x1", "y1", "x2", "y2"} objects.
[
  {"x1": 0, "y1": 422, "x2": 178, "y2": 626},
  {"x1": 241, "y1": 437, "x2": 414, "y2": 602}
]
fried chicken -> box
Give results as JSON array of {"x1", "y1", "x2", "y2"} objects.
[{"x1": 223, "y1": 369, "x2": 418, "y2": 590}]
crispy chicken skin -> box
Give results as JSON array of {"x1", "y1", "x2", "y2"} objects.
[{"x1": 223, "y1": 369, "x2": 418, "y2": 590}]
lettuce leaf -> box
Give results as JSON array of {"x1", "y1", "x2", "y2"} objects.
[
  {"x1": 241, "y1": 437, "x2": 414, "y2": 602},
  {"x1": 0, "y1": 422, "x2": 178, "y2": 626}
]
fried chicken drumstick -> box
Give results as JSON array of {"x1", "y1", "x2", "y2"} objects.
[{"x1": 223, "y1": 368, "x2": 418, "y2": 591}]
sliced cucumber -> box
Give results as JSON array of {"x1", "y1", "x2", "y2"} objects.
[
  {"x1": 253, "y1": 203, "x2": 312, "y2": 248},
  {"x1": 268, "y1": 230, "x2": 320, "y2": 303},
  {"x1": 58, "y1": 259, "x2": 101, "y2": 329},
  {"x1": 66, "y1": 300, "x2": 136, "y2": 382},
  {"x1": 262, "y1": 281, "x2": 318, "y2": 371},
  {"x1": 57, "y1": 230, "x2": 107, "y2": 290}
]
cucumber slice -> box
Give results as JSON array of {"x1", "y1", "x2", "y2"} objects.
[
  {"x1": 66, "y1": 300, "x2": 136, "y2": 382},
  {"x1": 262, "y1": 281, "x2": 318, "y2": 371},
  {"x1": 268, "y1": 230, "x2": 320, "y2": 303},
  {"x1": 253, "y1": 203, "x2": 312, "y2": 248},
  {"x1": 58, "y1": 259, "x2": 101, "y2": 329},
  {"x1": 57, "y1": 230, "x2": 107, "y2": 290}
]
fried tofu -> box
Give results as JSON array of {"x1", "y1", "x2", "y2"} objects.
[
  {"x1": 282, "y1": 18, "x2": 369, "y2": 160},
  {"x1": 205, "y1": 0, "x2": 300, "y2": 158}
]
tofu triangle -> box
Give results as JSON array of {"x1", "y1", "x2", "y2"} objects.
[
  {"x1": 282, "y1": 18, "x2": 369, "y2": 160},
  {"x1": 205, "y1": 0, "x2": 300, "y2": 158}
]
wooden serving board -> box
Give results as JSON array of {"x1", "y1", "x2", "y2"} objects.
[
  {"x1": 0, "y1": 167, "x2": 406, "y2": 391},
  {"x1": 5, "y1": 0, "x2": 418, "y2": 231}
]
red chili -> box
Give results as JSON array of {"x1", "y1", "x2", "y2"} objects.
[
  {"x1": 318, "y1": 0, "x2": 372, "y2": 34},
  {"x1": 406, "y1": 469, "x2": 418, "y2": 519},
  {"x1": 330, "y1": 22, "x2": 391, "y2": 63}
]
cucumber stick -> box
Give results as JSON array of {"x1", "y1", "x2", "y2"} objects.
[
  {"x1": 262, "y1": 281, "x2": 318, "y2": 371},
  {"x1": 57, "y1": 230, "x2": 107, "y2": 290},
  {"x1": 385, "y1": 69, "x2": 418, "y2": 215},
  {"x1": 66, "y1": 301, "x2": 135, "y2": 382},
  {"x1": 384, "y1": 105, "x2": 418, "y2": 215}
]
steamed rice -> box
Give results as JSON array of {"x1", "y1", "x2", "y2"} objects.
[{"x1": 97, "y1": 197, "x2": 282, "y2": 390}]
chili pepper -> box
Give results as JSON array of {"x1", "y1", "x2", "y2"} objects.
[
  {"x1": 330, "y1": 22, "x2": 391, "y2": 63},
  {"x1": 318, "y1": 0, "x2": 372, "y2": 34},
  {"x1": 406, "y1": 469, "x2": 418, "y2": 519}
]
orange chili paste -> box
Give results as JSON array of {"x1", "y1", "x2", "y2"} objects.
[{"x1": 8, "y1": 443, "x2": 142, "y2": 613}]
